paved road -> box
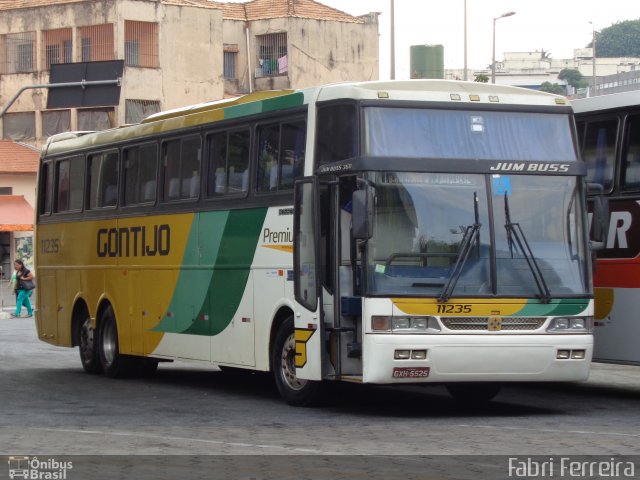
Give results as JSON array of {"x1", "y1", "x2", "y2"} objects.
[{"x1": 1, "y1": 316, "x2": 639, "y2": 478}]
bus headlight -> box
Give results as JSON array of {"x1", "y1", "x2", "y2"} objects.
[
  {"x1": 547, "y1": 317, "x2": 593, "y2": 333},
  {"x1": 371, "y1": 316, "x2": 441, "y2": 333}
]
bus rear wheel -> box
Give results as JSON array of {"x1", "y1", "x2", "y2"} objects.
[
  {"x1": 272, "y1": 317, "x2": 321, "y2": 406},
  {"x1": 97, "y1": 305, "x2": 133, "y2": 378},
  {"x1": 79, "y1": 316, "x2": 101, "y2": 374}
]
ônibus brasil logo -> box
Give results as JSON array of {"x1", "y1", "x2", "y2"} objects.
[{"x1": 8, "y1": 456, "x2": 73, "y2": 479}]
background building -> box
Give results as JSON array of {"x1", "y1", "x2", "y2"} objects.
[{"x1": 0, "y1": 0, "x2": 379, "y2": 147}]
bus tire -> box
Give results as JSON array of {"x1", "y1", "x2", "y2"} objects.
[
  {"x1": 97, "y1": 305, "x2": 132, "y2": 378},
  {"x1": 272, "y1": 317, "x2": 321, "y2": 406},
  {"x1": 78, "y1": 316, "x2": 101, "y2": 374},
  {"x1": 446, "y1": 383, "x2": 501, "y2": 405}
]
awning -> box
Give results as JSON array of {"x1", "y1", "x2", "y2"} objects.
[{"x1": 0, "y1": 196, "x2": 34, "y2": 232}]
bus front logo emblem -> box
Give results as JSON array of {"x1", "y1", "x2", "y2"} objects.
[{"x1": 488, "y1": 317, "x2": 502, "y2": 331}]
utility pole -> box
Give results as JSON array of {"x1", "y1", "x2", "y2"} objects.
[{"x1": 390, "y1": 0, "x2": 395, "y2": 80}]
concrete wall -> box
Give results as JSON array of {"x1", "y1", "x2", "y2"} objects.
[{"x1": 223, "y1": 15, "x2": 379, "y2": 94}]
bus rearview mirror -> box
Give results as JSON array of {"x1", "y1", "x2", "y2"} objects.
[{"x1": 587, "y1": 183, "x2": 609, "y2": 251}]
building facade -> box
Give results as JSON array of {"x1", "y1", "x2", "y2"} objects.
[{"x1": 0, "y1": 0, "x2": 379, "y2": 147}]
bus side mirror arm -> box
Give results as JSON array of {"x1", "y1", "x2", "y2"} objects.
[
  {"x1": 352, "y1": 189, "x2": 374, "y2": 240},
  {"x1": 587, "y1": 183, "x2": 609, "y2": 251}
]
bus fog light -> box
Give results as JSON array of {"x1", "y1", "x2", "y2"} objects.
[
  {"x1": 571, "y1": 350, "x2": 586, "y2": 359},
  {"x1": 557, "y1": 349, "x2": 570, "y2": 359},
  {"x1": 394, "y1": 350, "x2": 410, "y2": 360},
  {"x1": 372, "y1": 316, "x2": 391, "y2": 331},
  {"x1": 411, "y1": 318, "x2": 428, "y2": 329},
  {"x1": 411, "y1": 350, "x2": 427, "y2": 360},
  {"x1": 392, "y1": 318, "x2": 411, "y2": 330}
]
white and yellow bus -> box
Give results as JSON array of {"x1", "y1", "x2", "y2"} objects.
[
  {"x1": 36, "y1": 80, "x2": 602, "y2": 405},
  {"x1": 573, "y1": 90, "x2": 640, "y2": 365}
]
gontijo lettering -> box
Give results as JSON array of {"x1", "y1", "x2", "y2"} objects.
[{"x1": 97, "y1": 225, "x2": 171, "y2": 257}]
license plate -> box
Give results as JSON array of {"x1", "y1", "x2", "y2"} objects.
[{"x1": 392, "y1": 367, "x2": 430, "y2": 378}]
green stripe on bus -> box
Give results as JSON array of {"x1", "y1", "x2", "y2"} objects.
[
  {"x1": 516, "y1": 298, "x2": 589, "y2": 317},
  {"x1": 224, "y1": 92, "x2": 304, "y2": 120},
  {"x1": 188, "y1": 208, "x2": 267, "y2": 335}
]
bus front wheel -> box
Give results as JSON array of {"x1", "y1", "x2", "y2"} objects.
[
  {"x1": 272, "y1": 317, "x2": 321, "y2": 406},
  {"x1": 79, "y1": 316, "x2": 101, "y2": 374},
  {"x1": 97, "y1": 305, "x2": 132, "y2": 378}
]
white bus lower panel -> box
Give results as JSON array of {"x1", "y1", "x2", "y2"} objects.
[{"x1": 362, "y1": 334, "x2": 592, "y2": 384}]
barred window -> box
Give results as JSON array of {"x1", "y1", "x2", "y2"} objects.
[
  {"x1": 125, "y1": 21, "x2": 159, "y2": 68},
  {"x1": 255, "y1": 33, "x2": 287, "y2": 78},
  {"x1": 223, "y1": 44, "x2": 238, "y2": 80},
  {"x1": 42, "y1": 28, "x2": 73, "y2": 70},
  {"x1": 1, "y1": 32, "x2": 36, "y2": 74},
  {"x1": 125, "y1": 100, "x2": 161, "y2": 124},
  {"x1": 77, "y1": 24, "x2": 114, "y2": 62}
]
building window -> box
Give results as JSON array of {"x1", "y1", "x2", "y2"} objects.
[
  {"x1": 42, "y1": 28, "x2": 73, "y2": 69},
  {"x1": 124, "y1": 21, "x2": 159, "y2": 68},
  {"x1": 2, "y1": 112, "x2": 35, "y2": 140},
  {"x1": 77, "y1": 108, "x2": 115, "y2": 131},
  {"x1": 1, "y1": 32, "x2": 36, "y2": 74},
  {"x1": 125, "y1": 100, "x2": 161, "y2": 124},
  {"x1": 41, "y1": 110, "x2": 71, "y2": 138},
  {"x1": 255, "y1": 33, "x2": 287, "y2": 78},
  {"x1": 0, "y1": 187, "x2": 13, "y2": 195},
  {"x1": 223, "y1": 44, "x2": 238, "y2": 80},
  {"x1": 77, "y1": 24, "x2": 114, "y2": 62}
]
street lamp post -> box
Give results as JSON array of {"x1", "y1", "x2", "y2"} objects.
[
  {"x1": 491, "y1": 11, "x2": 515, "y2": 84},
  {"x1": 463, "y1": 0, "x2": 467, "y2": 81},
  {"x1": 590, "y1": 21, "x2": 597, "y2": 96}
]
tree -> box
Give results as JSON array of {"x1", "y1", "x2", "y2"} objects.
[
  {"x1": 539, "y1": 82, "x2": 565, "y2": 95},
  {"x1": 474, "y1": 73, "x2": 489, "y2": 83},
  {"x1": 588, "y1": 19, "x2": 640, "y2": 57},
  {"x1": 558, "y1": 68, "x2": 589, "y2": 89}
]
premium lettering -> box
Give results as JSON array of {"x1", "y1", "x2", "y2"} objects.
[
  {"x1": 263, "y1": 227, "x2": 292, "y2": 244},
  {"x1": 97, "y1": 225, "x2": 171, "y2": 257},
  {"x1": 489, "y1": 162, "x2": 570, "y2": 173}
]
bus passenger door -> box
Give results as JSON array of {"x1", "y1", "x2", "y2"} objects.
[{"x1": 293, "y1": 178, "x2": 324, "y2": 381}]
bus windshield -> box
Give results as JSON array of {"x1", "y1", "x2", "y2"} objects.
[
  {"x1": 365, "y1": 107, "x2": 577, "y2": 161},
  {"x1": 366, "y1": 172, "x2": 590, "y2": 298}
]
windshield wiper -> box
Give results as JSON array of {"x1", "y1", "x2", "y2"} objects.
[
  {"x1": 503, "y1": 193, "x2": 551, "y2": 303},
  {"x1": 439, "y1": 192, "x2": 481, "y2": 302}
]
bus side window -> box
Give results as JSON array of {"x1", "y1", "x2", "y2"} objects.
[
  {"x1": 622, "y1": 115, "x2": 640, "y2": 190},
  {"x1": 257, "y1": 119, "x2": 305, "y2": 193},
  {"x1": 583, "y1": 118, "x2": 618, "y2": 192},
  {"x1": 123, "y1": 143, "x2": 158, "y2": 206},
  {"x1": 55, "y1": 155, "x2": 84, "y2": 213},
  {"x1": 39, "y1": 162, "x2": 53, "y2": 215},
  {"x1": 87, "y1": 150, "x2": 119, "y2": 209},
  {"x1": 163, "y1": 136, "x2": 201, "y2": 201}
]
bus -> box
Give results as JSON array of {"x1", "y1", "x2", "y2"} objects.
[
  {"x1": 35, "y1": 80, "x2": 604, "y2": 406},
  {"x1": 573, "y1": 90, "x2": 640, "y2": 365}
]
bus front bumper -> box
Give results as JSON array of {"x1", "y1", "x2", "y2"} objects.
[{"x1": 362, "y1": 333, "x2": 593, "y2": 384}]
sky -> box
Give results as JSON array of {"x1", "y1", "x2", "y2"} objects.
[{"x1": 305, "y1": 0, "x2": 640, "y2": 79}]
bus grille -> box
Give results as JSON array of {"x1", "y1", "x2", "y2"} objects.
[{"x1": 441, "y1": 317, "x2": 546, "y2": 331}]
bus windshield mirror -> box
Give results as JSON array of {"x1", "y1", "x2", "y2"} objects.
[
  {"x1": 438, "y1": 192, "x2": 481, "y2": 302},
  {"x1": 503, "y1": 193, "x2": 552, "y2": 303}
]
